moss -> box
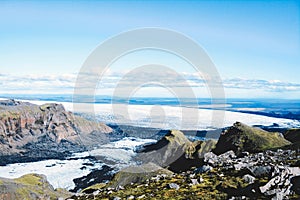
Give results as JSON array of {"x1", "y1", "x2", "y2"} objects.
[
  {"x1": 81, "y1": 183, "x2": 106, "y2": 193},
  {"x1": 76, "y1": 169, "x2": 231, "y2": 200},
  {"x1": 0, "y1": 174, "x2": 72, "y2": 200},
  {"x1": 16, "y1": 188, "x2": 31, "y2": 200},
  {"x1": 15, "y1": 174, "x2": 43, "y2": 186},
  {"x1": 39, "y1": 104, "x2": 53, "y2": 111},
  {"x1": 214, "y1": 122, "x2": 291, "y2": 155},
  {"x1": 0, "y1": 111, "x2": 20, "y2": 119},
  {"x1": 198, "y1": 139, "x2": 217, "y2": 158}
]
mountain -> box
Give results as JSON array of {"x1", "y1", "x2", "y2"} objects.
[
  {"x1": 0, "y1": 99, "x2": 112, "y2": 165},
  {"x1": 213, "y1": 122, "x2": 291, "y2": 155}
]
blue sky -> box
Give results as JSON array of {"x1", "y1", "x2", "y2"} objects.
[{"x1": 0, "y1": 0, "x2": 299, "y2": 98}]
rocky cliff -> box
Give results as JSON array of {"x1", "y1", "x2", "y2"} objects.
[{"x1": 0, "y1": 99, "x2": 112, "y2": 164}]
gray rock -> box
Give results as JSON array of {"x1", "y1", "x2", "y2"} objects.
[
  {"x1": 204, "y1": 151, "x2": 236, "y2": 167},
  {"x1": 204, "y1": 152, "x2": 218, "y2": 166},
  {"x1": 221, "y1": 150, "x2": 237, "y2": 159},
  {"x1": 243, "y1": 174, "x2": 255, "y2": 184},
  {"x1": 234, "y1": 162, "x2": 250, "y2": 171},
  {"x1": 127, "y1": 195, "x2": 135, "y2": 199},
  {"x1": 117, "y1": 185, "x2": 124, "y2": 190},
  {"x1": 137, "y1": 194, "x2": 146, "y2": 199},
  {"x1": 195, "y1": 165, "x2": 212, "y2": 173},
  {"x1": 168, "y1": 183, "x2": 180, "y2": 190},
  {"x1": 190, "y1": 178, "x2": 199, "y2": 185},
  {"x1": 248, "y1": 166, "x2": 272, "y2": 178},
  {"x1": 260, "y1": 167, "x2": 300, "y2": 199}
]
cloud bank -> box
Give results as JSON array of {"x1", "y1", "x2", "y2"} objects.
[{"x1": 0, "y1": 72, "x2": 299, "y2": 98}]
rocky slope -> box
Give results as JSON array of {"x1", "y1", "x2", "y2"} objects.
[
  {"x1": 69, "y1": 122, "x2": 299, "y2": 200},
  {"x1": 0, "y1": 173, "x2": 71, "y2": 200},
  {"x1": 0, "y1": 99, "x2": 112, "y2": 165}
]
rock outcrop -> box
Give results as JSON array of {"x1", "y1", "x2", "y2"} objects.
[
  {"x1": 0, "y1": 173, "x2": 71, "y2": 200},
  {"x1": 137, "y1": 130, "x2": 217, "y2": 172},
  {"x1": 213, "y1": 122, "x2": 291, "y2": 155},
  {"x1": 0, "y1": 99, "x2": 112, "y2": 164}
]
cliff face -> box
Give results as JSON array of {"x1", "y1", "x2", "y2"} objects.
[{"x1": 0, "y1": 99, "x2": 112, "y2": 163}]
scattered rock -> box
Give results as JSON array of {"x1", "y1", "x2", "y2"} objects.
[
  {"x1": 259, "y1": 167, "x2": 300, "y2": 199},
  {"x1": 168, "y1": 183, "x2": 180, "y2": 190},
  {"x1": 190, "y1": 177, "x2": 203, "y2": 185},
  {"x1": 194, "y1": 165, "x2": 212, "y2": 174},
  {"x1": 137, "y1": 194, "x2": 146, "y2": 199},
  {"x1": 127, "y1": 195, "x2": 135, "y2": 199},
  {"x1": 190, "y1": 178, "x2": 199, "y2": 185},
  {"x1": 243, "y1": 174, "x2": 255, "y2": 184},
  {"x1": 248, "y1": 166, "x2": 272, "y2": 178},
  {"x1": 204, "y1": 150, "x2": 236, "y2": 167}
]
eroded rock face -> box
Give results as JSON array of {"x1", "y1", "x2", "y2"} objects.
[
  {"x1": 213, "y1": 122, "x2": 291, "y2": 155},
  {"x1": 0, "y1": 99, "x2": 112, "y2": 164}
]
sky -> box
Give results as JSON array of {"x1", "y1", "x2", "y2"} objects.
[{"x1": 0, "y1": 0, "x2": 299, "y2": 99}]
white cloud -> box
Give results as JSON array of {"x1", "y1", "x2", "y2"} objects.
[{"x1": 0, "y1": 72, "x2": 299, "y2": 97}]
